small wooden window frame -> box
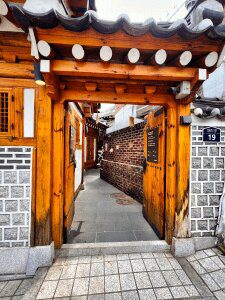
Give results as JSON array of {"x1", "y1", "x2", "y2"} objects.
[{"x1": 0, "y1": 88, "x2": 14, "y2": 138}]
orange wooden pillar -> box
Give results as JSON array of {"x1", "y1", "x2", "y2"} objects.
[
  {"x1": 165, "y1": 105, "x2": 177, "y2": 244},
  {"x1": 35, "y1": 87, "x2": 52, "y2": 246},
  {"x1": 174, "y1": 103, "x2": 191, "y2": 238},
  {"x1": 52, "y1": 102, "x2": 65, "y2": 248}
]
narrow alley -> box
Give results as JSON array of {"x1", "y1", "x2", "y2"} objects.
[{"x1": 68, "y1": 169, "x2": 159, "y2": 244}]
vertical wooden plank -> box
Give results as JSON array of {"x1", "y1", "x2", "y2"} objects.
[
  {"x1": 52, "y1": 102, "x2": 65, "y2": 248},
  {"x1": 30, "y1": 147, "x2": 37, "y2": 247},
  {"x1": 174, "y1": 103, "x2": 191, "y2": 238},
  {"x1": 14, "y1": 88, "x2": 24, "y2": 138},
  {"x1": 35, "y1": 87, "x2": 52, "y2": 246},
  {"x1": 165, "y1": 105, "x2": 177, "y2": 244}
]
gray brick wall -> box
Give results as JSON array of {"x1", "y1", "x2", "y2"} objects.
[
  {"x1": 190, "y1": 125, "x2": 225, "y2": 237},
  {"x1": 0, "y1": 147, "x2": 32, "y2": 247}
]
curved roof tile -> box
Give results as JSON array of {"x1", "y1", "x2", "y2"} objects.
[{"x1": 8, "y1": 4, "x2": 225, "y2": 40}]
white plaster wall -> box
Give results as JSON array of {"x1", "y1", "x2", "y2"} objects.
[
  {"x1": 203, "y1": 64, "x2": 225, "y2": 100},
  {"x1": 107, "y1": 105, "x2": 143, "y2": 133},
  {"x1": 75, "y1": 150, "x2": 82, "y2": 192},
  {"x1": 74, "y1": 122, "x2": 83, "y2": 192},
  {"x1": 0, "y1": 16, "x2": 23, "y2": 32},
  {"x1": 24, "y1": 89, "x2": 35, "y2": 138}
]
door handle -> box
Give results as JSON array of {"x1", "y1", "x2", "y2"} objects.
[{"x1": 143, "y1": 158, "x2": 147, "y2": 173}]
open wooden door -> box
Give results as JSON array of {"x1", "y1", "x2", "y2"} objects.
[{"x1": 143, "y1": 107, "x2": 166, "y2": 239}]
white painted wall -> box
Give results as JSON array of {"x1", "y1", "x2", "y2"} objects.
[
  {"x1": 203, "y1": 63, "x2": 225, "y2": 100},
  {"x1": 107, "y1": 105, "x2": 143, "y2": 134},
  {"x1": 24, "y1": 89, "x2": 35, "y2": 138},
  {"x1": 0, "y1": 16, "x2": 23, "y2": 32},
  {"x1": 74, "y1": 122, "x2": 83, "y2": 192}
]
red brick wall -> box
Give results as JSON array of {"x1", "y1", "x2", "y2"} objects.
[{"x1": 100, "y1": 122, "x2": 144, "y2": 203}]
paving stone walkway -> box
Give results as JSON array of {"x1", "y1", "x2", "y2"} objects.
[
  {"x1": 1, "y1": 247, "x2": 225, "y2": 299},
  {"x1": 68, "y1": 169, "x2": 159, "y2": 243}
]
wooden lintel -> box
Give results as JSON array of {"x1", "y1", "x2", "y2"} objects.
[
  {"x1": 0, "y1": 77, "x2": 36, "y2": 88},
  {"x1": 0, "y1": 62, "x2": 34, "y2": 79},
  {"x1": 85, "y1": 82, "x2": 97, "y2": 91},
  {"x1": 61, "y1": 90, "x2": 176, "y2": 107},
  {"x1": 51, "y1": 60, "x2": 199, "y2": 82},
  {"x1": 36, "y1": 27, "x2": 221, "y2": 54}
]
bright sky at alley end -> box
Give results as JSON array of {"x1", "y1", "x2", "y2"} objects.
[{"x1": 96, "y1": 0, "x2": 188, "y2": 22}]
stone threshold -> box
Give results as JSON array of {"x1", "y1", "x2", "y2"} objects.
[{"x1": 57, "y1": 240, "x2": 170, "y2": 257}]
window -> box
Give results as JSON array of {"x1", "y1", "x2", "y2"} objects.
[
  {"x1": 69, "y1": 125, "x2": 75, "y2": 163},
  {"x1": 0, "y1": 92, "x2": 9, "y2": 133}
]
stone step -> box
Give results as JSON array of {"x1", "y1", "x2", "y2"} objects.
[{"x1": 57, "y1": 241, "x2": 170, "y2": 257}]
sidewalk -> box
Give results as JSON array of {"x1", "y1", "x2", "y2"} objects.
[{"x1": 1, "y1": 247, "x2": 225, "y2": 299}]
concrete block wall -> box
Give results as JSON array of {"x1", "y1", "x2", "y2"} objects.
[
  {"x1": 0, "y1": 147, "x2": 32, "y2": 247},
  {"x1": 190, "y1": 121, "x2": 225, "y2": 238},
  {"x1": 101, "y1": 122, "x2": 144, "y2": 202}
]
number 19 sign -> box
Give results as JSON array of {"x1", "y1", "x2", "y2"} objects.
[{"x1": 203, "y1": 127, "x2": 221, "y2": 142}]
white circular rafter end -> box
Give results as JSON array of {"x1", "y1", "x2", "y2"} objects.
[
  {"x1": 37, "y1": 40, "x2": 51, "y2": 58},
  {"x1": 72, "y1": 44, "x2": 85, "y2": 61},
  {"x1": 100, "y1": 46, "x2": 113, "y2": 62},
  {"x1": 127, "y1": 48, "x2": 140, "y2": 64}
]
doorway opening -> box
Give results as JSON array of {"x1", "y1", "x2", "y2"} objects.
[{"x1": 66, "y1": 104, "x2": 166, "y2": 244}]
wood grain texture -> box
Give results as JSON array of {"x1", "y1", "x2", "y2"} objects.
[
  {"x1": 143, "y1": 108, "x2": 166, "y2": 239},
  {"x1": 52, "y1": 102, "x2": 65, "y2": 248},
  {"x1": 174, "y1": 104, "x2": 191, "y2": 238},
  {"x1": 35, "y1": 87, "x2": 52, "y2": 246}
]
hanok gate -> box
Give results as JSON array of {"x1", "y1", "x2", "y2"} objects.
[{"x1": 0, "y1": 0, "x2": 225, "y2": 249}]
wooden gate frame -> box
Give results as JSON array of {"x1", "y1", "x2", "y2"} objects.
[{"x1": 49, "y1": 92, "x2": 190, "y2": 247}]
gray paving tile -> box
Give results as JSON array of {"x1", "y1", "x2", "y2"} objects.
[
  {"x1": 78, "y1": 256, "x2": 92, "y2": 264},
  {"x1": 148, "y1": 272, "x2": 167, "y2": 288},
  {"x1": 199, "y1": 257, "x2": 220, "y2": 272},
  {"x1": 118, "y1": 260, "x2": 132, "y2": 274},
  {"x1": 14, "y1": 278, "x2": 33, "y2": 295},
  {"x1": 134, "y1": 272, "x2": 152, "y2": 289},
  {"x1": 210, "y1": 270, "x2": 225, "y2": 289},
  {"x1": 175, "y1": 269, "x2": 192, "y2": 285},
  {"x1": 54, "y1": 279, "x2": 73, "y2": 298},
  {"x1": 143, "y1": 259, "x2": 159, "y2": 271},
  {"x1": 154, "y1": 287, "x2": 173, "y2": 299},
  {"x1": 105, "y1": 261, "x2": 119, "y2": 275},
  {"x1": 131, "y1": 259, "x2": 146, "y2": 272},
  {"x1": 170, "y1": 286, "x2": 189, "y2": 298},
  {"x1": 91, "y1": 263, "x2": 104, "y2": 276},
  {"x1": 105, "y1": 275, "x2": 121, "y2": 293},
  {"x1": 105, "y1": 255, "x2": 118, "y2": 261},
  {"x1": 0, "y1": 280, "x2": 22, "y2": 297},
  {"x1": 201, "y1": 273, "x2": 220, "y2": 291},
  {"x1": 72, "y1": 277, "x2": 89, "y2": 296},
  {"x1": 88, "y1": 294, "x2": 104, "y2": 300},
  {"x1": 129, "y1": 253, "x2": 142, "y2": 260},
  {"x1": 120, "y1": 273, "x2": 136, "y2": 291},
  {"x1": 141, "y1": 253, "x2": 154, "y2": 259},
  {"x1": 61, "y1": 265, "x2": 77, "y2": 279},
  {"x1": 117, "y1": 254, "x2": 129, "y2": 261},
  {"x1": 36, "y1": 280, "x2": 58, "y2": 300},
  {"x1": 211, "y1": 256, "x2": 225, "y2": 269},
  {"x1": 156, "y1": 258, "x2": 173, "y2": 271},
  {"x1": 122, "y1": 290, "x2": 139, "y2": 300},
  {"x1": 105, "y1": 292, "x2": 122, "y2": 300},
  {"x1": 0, "y1": 281, "x2": 7, "y2": 293},
  {"x1": 92, "y1": 256, "x2": 104, "y2": 263},
  {"x1": 89, "y1": 276, "x2": 104, "y2": 295},
  {"x1": 168, "y1": 258, "x2": 182, "y2": 270},
  {"x1": 76, "y1": 263, "x2": 91, "y2": 278},
  {"x1": 45, "y1": 266, "x2": 63, "y2": 280},
  {"x1": 184, "y1": 285, "x2": 200, "y2": 297},
  {"x1": 138, "y1": 289, "x2": 156, "y2": 300},
  {"x1": 214, "y1": 290, "x2": 225, "y2": 300},
  {"x1": 162, "y1": 270, "x2": 182, "y2": 286}
]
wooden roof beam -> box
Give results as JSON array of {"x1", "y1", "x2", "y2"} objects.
[
  {"x1": 50, "y1": 60, "x2": 199, "y2": 82},
  {"x1": 60, "y1": 90, "x2": 176, "y2": 107}
]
